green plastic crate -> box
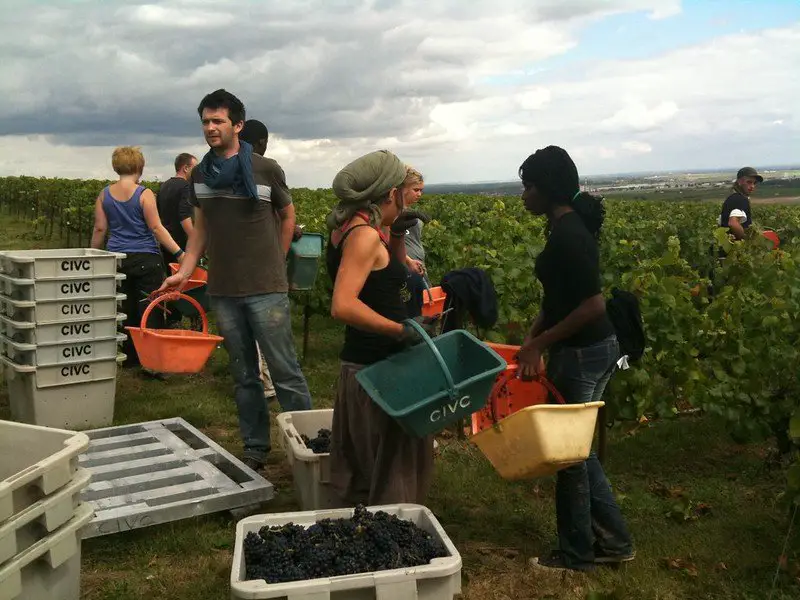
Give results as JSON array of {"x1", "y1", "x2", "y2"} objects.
[
  {"x1": 287, "y1": 233, "x2": 323, "y2": 291},
  {"x1": 355, "y1": 320, "x2": 507, "y2": 437}
]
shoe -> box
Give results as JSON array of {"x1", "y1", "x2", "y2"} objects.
[
  {"x1": 594, "y1": 547, "x2": 636, "y2": 564},
  {"x1": 139, "y1": 369, "x2": 167, "y2": 381},
  {"x1": 531, "y1": 551, "x2": 594, "y2": 572},
  {"x1": 242, "y1": 457, "x2": 265, "y2": 471}
]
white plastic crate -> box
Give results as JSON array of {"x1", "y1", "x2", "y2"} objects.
[
  {"x1": 0, "y1": 273, "x2": 125, "y2": 303},
  {"x1": 0, "y1": 294, "x2": 125, "y2": 324},
  {"x1": 0, "y1": 421, "x2": 89, "y2": 524},
  {"x1": 0, "y1": 249, "x2": 125, "y2": 280},
  {"x1": 276, "y1": 410, "x2": 336, "y2": 511},
  {"x1": 0, "y1": 503, "x2": 93, "y2": 600},
  {"x1": 0, "y1": 313, "x2": 126, "y2": 345},
  {"x1": 0, "y1": 469, "x2": 91, "y2": 565},
  {"x1": 0, "y1": 353, "x2": 123, "y2": 388},
  {"x1": 231, "y1": 504, "x2": 462, "y2": 600},
  {"x1": 0, "y1": 334, "x2": 126, "y2": 367}
]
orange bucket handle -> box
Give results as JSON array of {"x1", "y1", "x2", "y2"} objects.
[
  {"x1": 141, "y1": 292, "x2": 209, "y2": 334},
  {"x1": 487, "y1": 365, "x2": 566, "y2": 426}
]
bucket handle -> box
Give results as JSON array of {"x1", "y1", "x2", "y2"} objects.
[
  {"x1": 403, "y1": 318, "x2": 458, "y2": 400},
  {"x1": 422, "y1": 279, "x2": 434, "y2": 305},
  {"x1": 487, "y1": 365, "x2": 566, "y2": 425},
  {"x1": 141, "y1": 292, "x2": 209, "y2": 334}
]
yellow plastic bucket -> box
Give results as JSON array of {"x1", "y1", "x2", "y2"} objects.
[{"x1": 471, "y1": 366, "x2": 604, "y2": 479}]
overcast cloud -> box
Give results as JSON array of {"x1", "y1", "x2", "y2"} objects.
[{"x1": 0, "y1": 0, "x2": 797, "y2": 186}]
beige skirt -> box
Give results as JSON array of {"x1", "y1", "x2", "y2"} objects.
[{"x1": 330, "y1": 361, "x2": 435, "y2": 506}]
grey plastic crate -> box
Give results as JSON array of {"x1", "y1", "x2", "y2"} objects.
[
  {"x1": 0, "y1": 334, "x2": 126, "y2": 366},
  {"x1": 0, "y1": 503, "x2": 93, "y2": 600},
  {"x1": 0, "y1": 469, "x2": 91, "y2": 565},
  {"x1": 277, "y1": 410, "x2": 336, "y2": 510},
  {"x1": 230, "y1": 504, "x2": 463, "y2": 600},
  {"x1": 0, "y1": 273, "x2": 125, "y2": 303},
  {"x1": 0, "y1": 421, "x2": 89, "y2": 524},
  {"x1": 0, "y1": 353, "x2": 123, "y2": 388},
  {"x1": 0, "y1": 294, "x2": 125, "y2": 324},
  {"x1": 0, "y1": 313, "x2": 126, "y2": 345},
  {"x1": 0, "y1": 249, "x2": 124, "y2": 280}
]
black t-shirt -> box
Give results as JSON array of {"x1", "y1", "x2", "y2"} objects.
[
  {"x1": 534, "y1": 211, "x2": 614, "y2": 349},
  {"x1": 718, "y1": 192, "x2": 752, "y2": 229},
  {"x1": 156, "y1": 177, "x2": 193, "y2": 250}
]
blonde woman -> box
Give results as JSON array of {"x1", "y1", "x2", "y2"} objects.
[
  {"x1": 399, "y1": 167, "x2": 431, "y2": 317},
  {"x1": 91, "y1": 146, "x2": 184, "y2": 368}
]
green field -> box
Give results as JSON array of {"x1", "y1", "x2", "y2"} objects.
[{"x1": 0, "y1": 179, "x2": 799, "y2": 599}]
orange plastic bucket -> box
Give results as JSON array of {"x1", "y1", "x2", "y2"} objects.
[
  {"x1": 762, "y1": 230, "x2": 780, "y2": 249},
  {"x1": 472, "y1": 342, "x2": 549, "y2": 435},
  {"x1": 126, "y1": 292, "x2": 223, "y2": 373},
  {"x1": 421, "y1": 286, "x2": 447, "y2": 317},
  {"x1": 168, "y1": 263, "x2": 208, "y2": 292}
]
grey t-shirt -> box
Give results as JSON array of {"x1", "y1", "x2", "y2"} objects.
[{"x1": 404, "y1": 220, "x2": 425, "y2": 262}]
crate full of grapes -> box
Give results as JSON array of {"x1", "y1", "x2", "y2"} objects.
[{"x1": 231, "y1": 504, "x2": 462, "y2": 599}]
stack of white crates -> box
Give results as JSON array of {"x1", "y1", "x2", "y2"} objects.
[
  {"x1": 0, "y1": 249, "x2": 127, "y2": 430},
  {"x1": 0, "y1": 420, "x2": 95, "y2": 600}
]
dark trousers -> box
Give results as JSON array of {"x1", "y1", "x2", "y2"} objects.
[{"x1": 119, "y1": 253, "x2": 166, "y2": 366}]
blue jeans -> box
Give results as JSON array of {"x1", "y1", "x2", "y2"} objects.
[
  {"x1": 211, "y1": 293, "x2": 312, "y2": 462},
  {"x1": 547, "y1": 335, "x2": 633, "y2": 570}
]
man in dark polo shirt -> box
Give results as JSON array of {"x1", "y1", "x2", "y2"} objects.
[
  {"x1": 719, "y1": 166, "x2": 763, "y2": 240},
  {"x1": 160, "y1": 89, "x2": 312, "y2": 471},
  {"x1": 156, "y1": 153, "x2": 197, "y2": 268}
]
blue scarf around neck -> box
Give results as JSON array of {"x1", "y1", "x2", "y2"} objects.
[{"x1": 197, "y1": 139, "x2": 259, "y2": 200}]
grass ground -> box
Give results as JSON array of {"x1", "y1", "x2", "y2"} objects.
[{"x1": 0, "y1": 215, "x2": 799, "y2": 599}]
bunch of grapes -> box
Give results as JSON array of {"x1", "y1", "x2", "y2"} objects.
[
  {"x1": 243, "y1": 505, "x2": 448, "y2": 583},
  {"x1": 300, "y1": 428, "x2": 331, "y2": 454}
]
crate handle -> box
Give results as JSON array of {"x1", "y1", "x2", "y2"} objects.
[
  {"x1": 141, "y1": 292, "x2": 209, "y2": 334},
  {"x1": 403, "y1": 318, "x2": 458, "y2": 400},
  {"x1": 487, "y1": 365, "x2": 566, "y2": 425}
]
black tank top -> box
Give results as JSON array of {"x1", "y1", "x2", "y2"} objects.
[{"x1": 326, "y1": 221, "x2": 410, "y2": 365}]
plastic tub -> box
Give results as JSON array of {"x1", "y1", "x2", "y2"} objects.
[
  {"x1": 355, "y1": 320, "x2": 506, "y2": 437},
  {"x1": 0, "y1": 294, "x2": 125, "y2": 324},
  {"x1": 0, "y1": 334, "x2": 125, "y2": 367},
  {"x1": 0, "y1": 273, "x2": 125, "y2": 303},
  {"x1": 0, "y1": 353, "x2": 124, "y2": 388},
  {"x1": 0, "y1": 313, "x2": 126, "y2": 346},
  {"x1": 287, "y1": 233, "x2": 323, "y2": 291},
  {"x1": 421, "y1": 286, "x2": 447, "y2": 318},
  {"x1": 230, "y1": 504, "x2": 462, "y2": 600},
  {"x1": 0, "y1": 421, "x2": 89, "y2": 524},
  {"x1": 276, "y1": 410, "x2": 336, "y2": 510},
  {"x1": 0, "y1": 503, "x2": 94, "y2": 600},
  {"x1": 0, "y1": 249, "x2": 124, "y2": 280},
  {"x1": 0, "y1": 469, "x2": 91, "y2": 565}
]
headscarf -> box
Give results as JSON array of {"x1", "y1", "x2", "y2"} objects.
[
  {"x1": 197, "y1": 140, "x2": 259, "y2": 201},
  {"x1": 326, "y1": 150, "x2": 407, "y2": 230}
]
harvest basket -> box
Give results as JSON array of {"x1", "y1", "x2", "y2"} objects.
[
  {"x1": 125, "y1": 292, "x2": 222, "y2": 373},
  {"x1": 167, "y1": 263, "x2": 210, "y2": 317}
]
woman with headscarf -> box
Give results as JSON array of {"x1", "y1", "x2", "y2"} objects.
[
  {"x1": 515, "y1": 146, "x2": 634, "y2": 571},
  {"x1": 325, "y1": 150, "x2": 437, "y2": 506}
]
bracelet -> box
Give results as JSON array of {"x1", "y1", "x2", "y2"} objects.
[
  {"x1": 173, "y1": 248, "x2": 185, "y2": 259},
  {"x1": 390, "y1": 231, "x2": 406, "y2": 238}
]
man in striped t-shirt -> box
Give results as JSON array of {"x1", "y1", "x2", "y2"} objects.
[{"x1": 161, "y1": 89, "x2": 312, "y2": 471}]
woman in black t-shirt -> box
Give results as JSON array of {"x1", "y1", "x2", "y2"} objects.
[
  {"x1": 516, "y1": 146, "x2": 634, "y2": 572},
  {"x1": 325, "y1": 150, "x2": 437, "y2": 507}
]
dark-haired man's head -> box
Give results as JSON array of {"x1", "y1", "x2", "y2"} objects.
[
  {"x1": 197, "y1": 89, "x2": 246, "y2": 155},
  {"x1": 174, "y1": 153, "x2": 197, "y2": 180},
  {"x1": 239, "y1": 119, "x2": 269, "y2": 156}
]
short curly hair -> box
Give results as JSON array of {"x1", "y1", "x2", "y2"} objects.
[{"x1": 111, "y1": 146, "x2": 145, "y2": 176}]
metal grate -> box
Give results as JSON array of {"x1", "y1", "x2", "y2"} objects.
[{"x1": 78, "y1": 418, "x2": 274, "y2": 538}]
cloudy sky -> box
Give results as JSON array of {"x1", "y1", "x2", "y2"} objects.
[{"x1": 1, "y1": 0, "x2": 798, "y2": 187}]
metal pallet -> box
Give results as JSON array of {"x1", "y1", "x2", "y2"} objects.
[{"x1": 78, "y1": 418, "x2": 274, "y2": 538}]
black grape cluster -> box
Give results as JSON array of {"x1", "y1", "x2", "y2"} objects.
[
  {"x1": 243, "y1": 505, "x2": 448, "y2": 583},
  {"x1": 300, "y1": 428, "x2": 331, "y2": 454}
]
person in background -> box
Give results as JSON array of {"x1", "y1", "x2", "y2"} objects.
[
  {"x1": 157, "y1": 152, "x2": 197, "y2": 268},
  {"x1": 400, "y1": 167, "x2": 431, "y2": 317},
  {"x1": 719, "y1": 166, "x2": 763, "y2": 240},
  {"x1": 90, "y1": 146, "x2": 184, "y2": 371},
  {"x1": 326, "y1": 150, "x2": 437, "y2": 506},
  {"x1": 516, "y1": 145, "x2": 634, "y2": 572},
  {"x1": 160, "y1": 89, "x2": 312, "y2": 471}
]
